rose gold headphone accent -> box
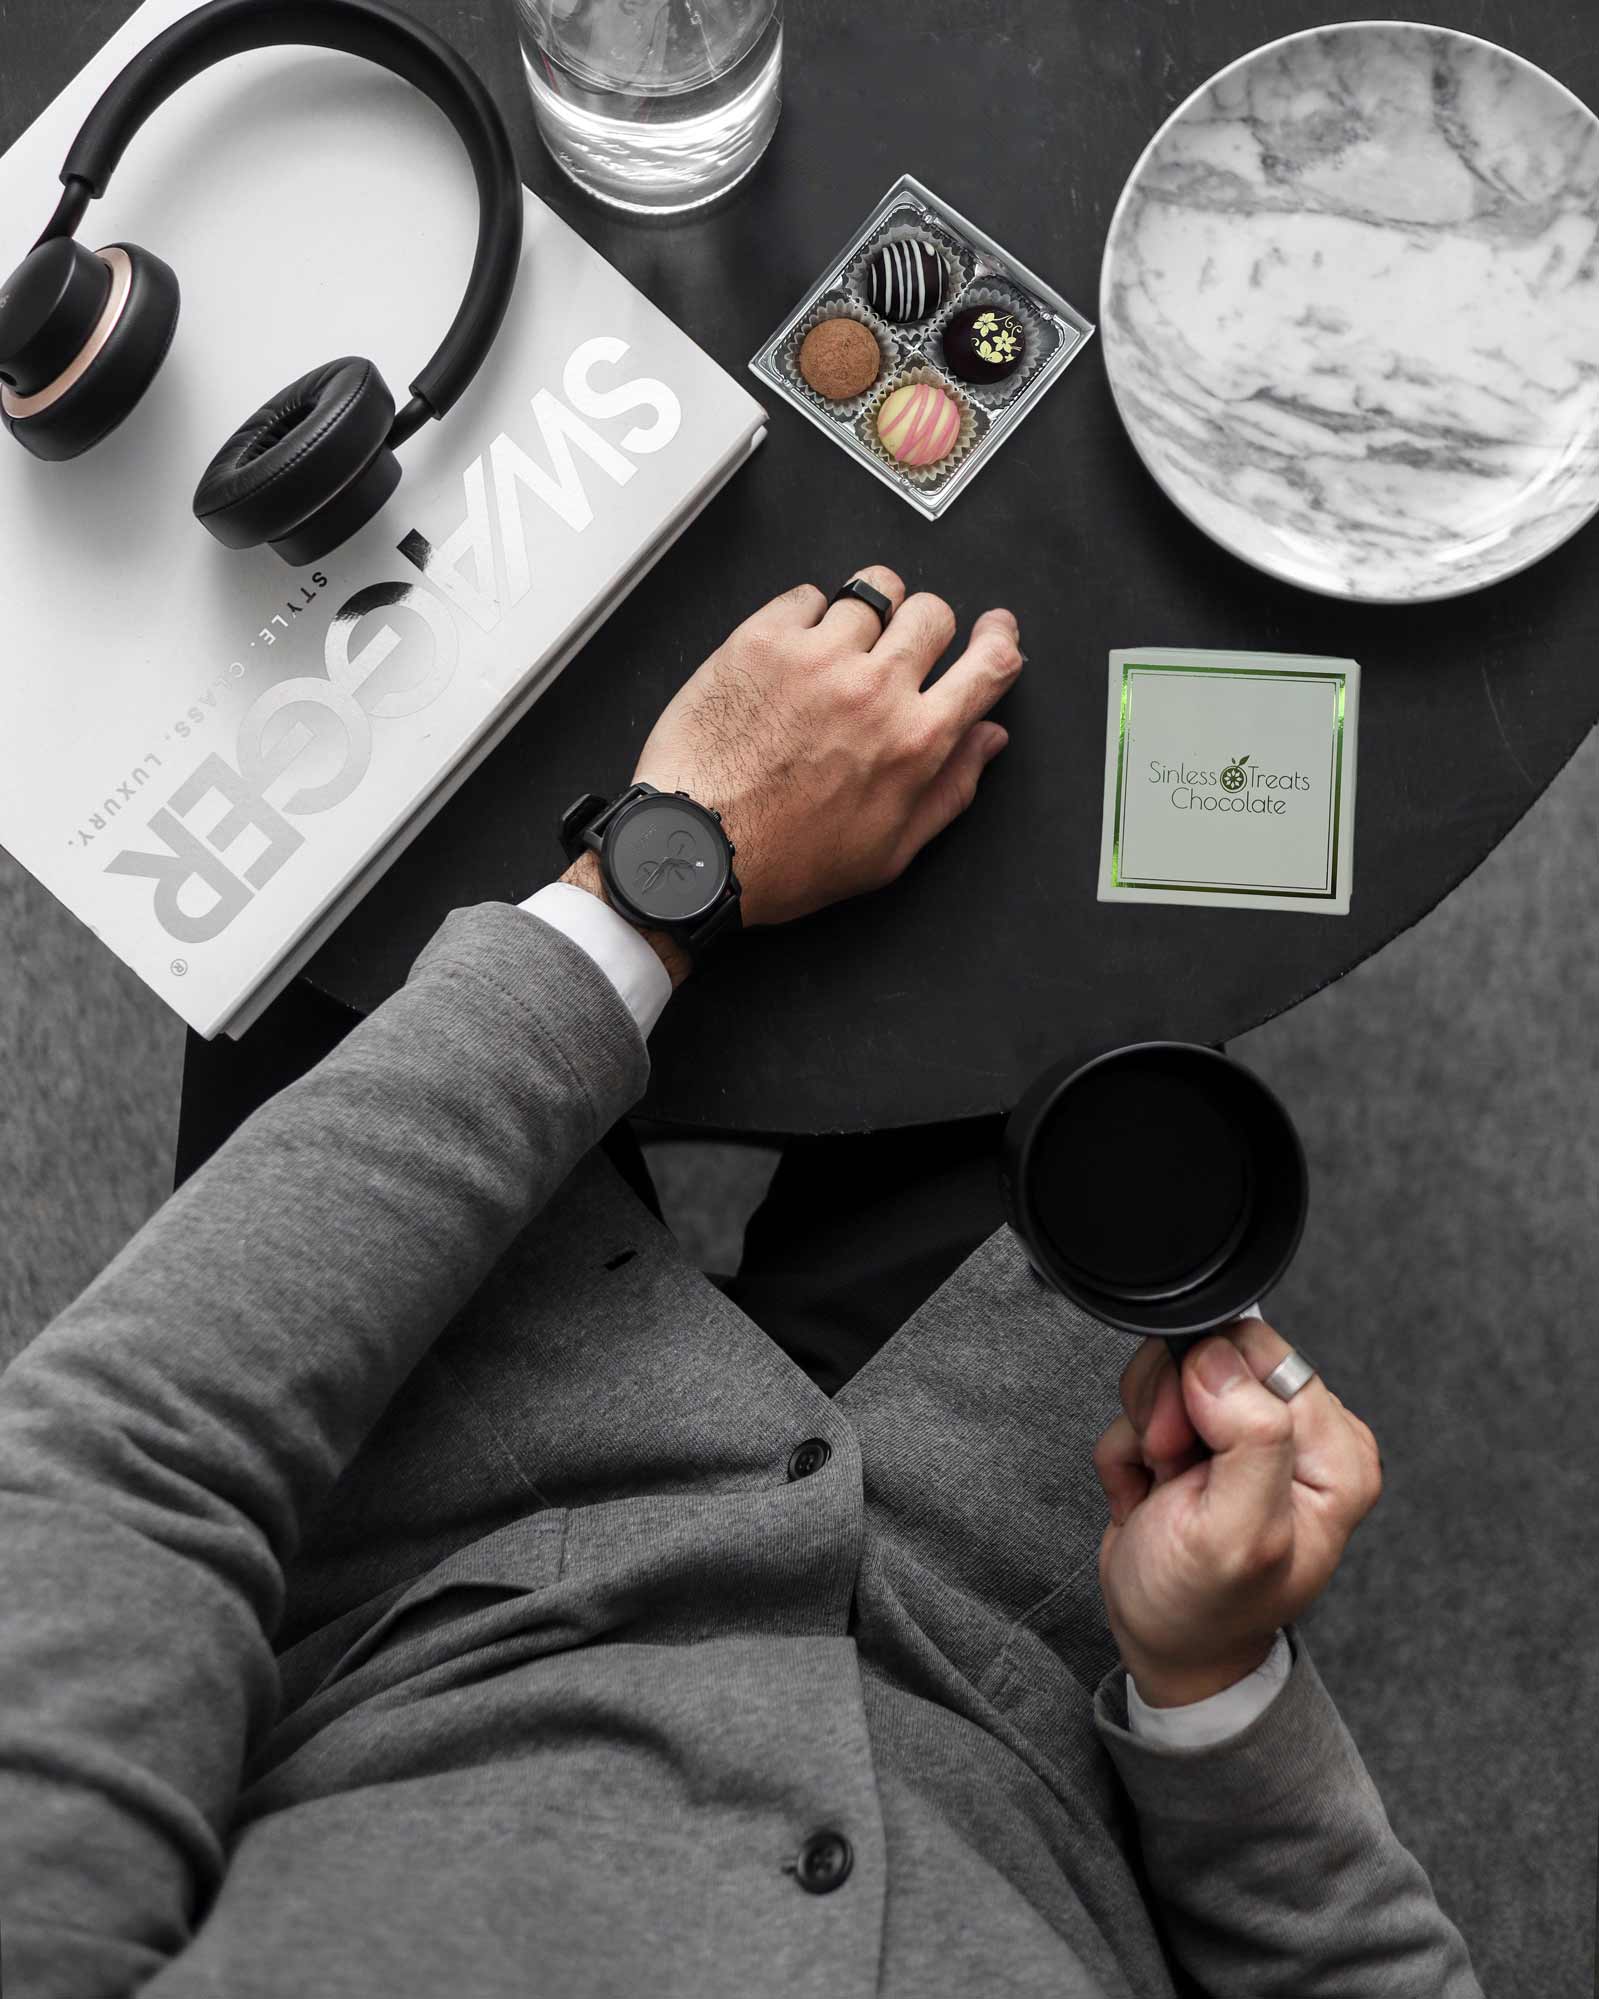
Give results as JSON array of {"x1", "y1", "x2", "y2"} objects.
[{"x1": 1, "y1": 245, "x2": 133, "y2": 421}]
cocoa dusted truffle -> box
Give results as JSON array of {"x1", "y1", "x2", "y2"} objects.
[
  {"x1": 797, "y1": 316, "x2": 881, "y2": 401},
  {"x1": 941, "y1": 304, "x2": 1026, "y2": 385},
  {"x1": 865, "y1": 238, "x2": 946, "y2": 323},
  {"x1": 875, "y1": 382, "x2": 962, "y2": 468}
]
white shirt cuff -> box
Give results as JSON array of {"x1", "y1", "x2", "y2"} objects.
[
  {"x1": 518, "y1": 882, "x2": 673, "y2": 1041},
  {"x1": 1126, "y1": 1629, "x2": 1291, "y2": 1750}
]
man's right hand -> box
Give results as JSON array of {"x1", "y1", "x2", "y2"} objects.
[
  {"x1": 624, "y1": 566, "x2": 1023, "y2": 928},
  {"x1": 1093, "y1": 1319, "x2": 1385, "y2": 1708}
]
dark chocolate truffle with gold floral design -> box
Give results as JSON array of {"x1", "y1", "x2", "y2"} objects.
[{"x1": 941, "y1": 304, "x2": 1026, "y2": 386}]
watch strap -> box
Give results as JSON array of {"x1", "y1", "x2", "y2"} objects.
[
  {"x1": 689, "y1": 886, "x2": 743, "y2": 955},
  {"x1": 559, "y1": 782, "x2": 654, "y2": 863}
]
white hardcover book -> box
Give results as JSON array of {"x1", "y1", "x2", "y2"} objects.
[{"x1": 0, "y1": 0, "x2": 767, "y2": 1037}]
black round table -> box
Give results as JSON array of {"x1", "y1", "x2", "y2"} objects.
[{"x1": 13, "y1": 0, "x2": 1594, "y2": 1143}]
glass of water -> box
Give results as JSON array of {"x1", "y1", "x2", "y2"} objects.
[{"x1": 514, "y1": 0, "x2": 783, "y2": 215}]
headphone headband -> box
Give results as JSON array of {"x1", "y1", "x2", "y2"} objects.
[{"x1": 39, "y1": 0, "x2": 522, "y2": 446}]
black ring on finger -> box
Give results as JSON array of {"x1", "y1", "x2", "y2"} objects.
[{"x1": 829, "y1": 577, "x2": 893, "y2": 633}]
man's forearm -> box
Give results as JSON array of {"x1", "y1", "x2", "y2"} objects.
[
  {"x1": 0, "y1": 901, "x2": 647, "y2": 1990},
  {"x1": 1096, "y1": 1628, "x2": 1484, "y2": 1997},
  {"x1": 1, "y1": 901, "x2": 648, "y2": 1582}
]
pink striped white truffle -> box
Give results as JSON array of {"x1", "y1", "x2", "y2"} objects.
[{"x1": 874, "y1": 382, "x2": 962, "y2": 468}]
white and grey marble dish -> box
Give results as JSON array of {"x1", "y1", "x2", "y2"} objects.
[{"x1": 1100, "y1": 23, "x2": 1599, "y2": 601}]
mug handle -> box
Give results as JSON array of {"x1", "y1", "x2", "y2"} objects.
[
  {"x1": 1165, "y1": 1302, "x2": 1265, "y2": 1374},
  {"x1": 1165, "y1": 1332, "x2": 1202, "y2": 1370}
]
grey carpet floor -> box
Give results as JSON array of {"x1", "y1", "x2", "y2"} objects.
[{"x1": 3, "y1": 729, "x2": 1596, "y2": 1995}]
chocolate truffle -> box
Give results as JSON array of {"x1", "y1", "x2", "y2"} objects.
[
  {"x1": 875, "y1": 382, "x2": 962, "y2": 468},
  {"x1": 865, "y1": 238, "x2": 946, "y2": 322},
  {"x1": 796, "y1": 316, "x2": 881, "y2": 401},
  {"x1": 941, "y1": 304, "x2": 1026, "y2": 385}
]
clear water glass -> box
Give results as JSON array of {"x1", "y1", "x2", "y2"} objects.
[{"x1": 513, "y1": 0, "x2": 783, "y2": 215}]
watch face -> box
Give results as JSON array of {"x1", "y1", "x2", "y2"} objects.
[{"x1": 606, "y1": 797, "x2": 730, "y2": 924}]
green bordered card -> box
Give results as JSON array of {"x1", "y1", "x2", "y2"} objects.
[{"x1": 1098, "y1": 648, "x2": 1359, "y2": 915}]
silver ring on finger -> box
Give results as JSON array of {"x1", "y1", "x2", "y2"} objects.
[{"x1": 1263, "y1": 1346, "x2": 1318, "y2": 1402}]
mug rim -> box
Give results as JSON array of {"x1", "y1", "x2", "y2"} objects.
[{"x1": 1003, "y1": 1040, "x2": 1309, "y2": 1336}]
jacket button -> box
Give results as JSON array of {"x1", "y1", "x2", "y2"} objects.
[
  {"x1": 786, "y1": 1437, "x2": 832, "y2": 1481},
  {"x1": 795, "y1": 1830, "x2": 852, "y2": 1894}
]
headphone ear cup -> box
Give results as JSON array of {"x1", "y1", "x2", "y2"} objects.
[
  {"x1": 193, "y1": 356, "x2": 399, "y2": 562},
  {"x1": 0, "y1": 242, "x2": 179, "y2": 462}
]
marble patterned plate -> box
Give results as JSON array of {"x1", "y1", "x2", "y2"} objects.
[{"x1": 1100, "y1": 23, "x2": 1599, "y2": 601}]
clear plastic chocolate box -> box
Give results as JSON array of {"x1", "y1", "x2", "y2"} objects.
[{"x1": 750, "y1": 173, "x2": 1094, "y2": 519}]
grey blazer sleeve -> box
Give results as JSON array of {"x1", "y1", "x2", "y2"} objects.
[
  {"x1": 0, "y1": 903, "x2": 647, "y2": 1998},
  {"x1": 1094, "y1": 1625, "x2": 1483, "y2": 1995}
]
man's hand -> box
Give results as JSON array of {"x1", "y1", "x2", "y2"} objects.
[
  {"x1": 622, "y1": 566, "x2": 1022, "y2": 928},
  {"x1": 1093, "y1": 1318, "x2": 1384, "y2": 1707}
]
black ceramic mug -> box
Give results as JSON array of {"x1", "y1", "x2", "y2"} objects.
[{"x1": 999, "y1": 1042, "x2": 1309, "y2": 1366}]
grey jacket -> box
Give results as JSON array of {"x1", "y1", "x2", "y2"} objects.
[{"x1": 0, "y1": 903, "x2": 1482, "y2": 1998}]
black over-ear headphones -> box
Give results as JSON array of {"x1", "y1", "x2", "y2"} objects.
[{"x1": 0, "y1": 0, "x2": 523, "y2": 564}]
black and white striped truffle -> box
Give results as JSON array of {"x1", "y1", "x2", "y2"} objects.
[{"x1": 865, "y1": 238, "x2": 946, "y2": 323}]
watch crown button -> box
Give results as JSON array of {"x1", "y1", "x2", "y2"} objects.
[
  {"x1": 711, "y1": 808, "x2": 723, "y2": 822},
  {"x1": 727, "y1": 843, "x2": 736, "y2": 856}
]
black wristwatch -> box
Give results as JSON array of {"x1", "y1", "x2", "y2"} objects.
[{"x1": 558, "y1": 782, "x2": 743, "y2": 959}]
